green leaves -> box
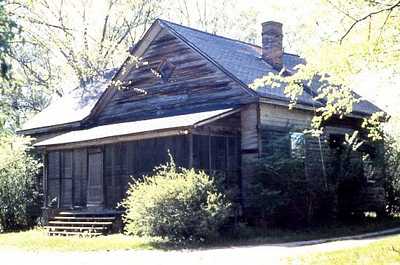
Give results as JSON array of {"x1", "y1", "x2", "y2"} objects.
[
  {"x1": 0, "y1": 134, "x2": 41, "y2": 232},
  {"x1": 121, "y1": 157, "x2": 232, "y2": 243}
]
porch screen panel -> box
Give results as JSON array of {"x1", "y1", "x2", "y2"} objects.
[
  {"x1": 73, "y1": 149, "x2": 87, "y2": 206},
  {"x1": 104, "y1": 144, "x2": 116, "y2": 208},
  {"x1": 61, "y1": 150, "x2": 73, "y2": 207},
  {"x1": 211, "y1": 136, "x2": 227, "y2": 176},
  {"x1": 227, "y1": 136, "x2": 241, "y2": 192},
  {"x1": 47, "y1": 151, "x2": 60, "y2": 206},
  {"x1": 174, "y1": 136, "x2": 189, "y2": 167},
  {"x1": 193, "y1": 135, "x2": 210, "y2": 171}
]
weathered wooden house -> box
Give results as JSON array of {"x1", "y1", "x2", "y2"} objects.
[{"x1": 20, "y1": 19, "x2": 385, "y2": 234}]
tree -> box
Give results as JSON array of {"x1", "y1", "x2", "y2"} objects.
[
  {"x1": 251, "y1": 0, "x2": 400, "y2": 137},
  {"x1": 162, "y1": 0, "x2": 260, "y2": 43},
  {"x1": 0, "y1": 133, "x2": 41, "y2": 231},
  {"x1": 8, "y1": 0, "x2": 163, "y2": 93},
  {"x1": 0, "y1": 0, "x2": 21, "y2": 131}
]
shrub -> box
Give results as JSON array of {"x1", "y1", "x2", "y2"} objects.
[
  {"x1": 249, "y1": 133, "x2": 337, "y2": 227},
  {"x1": 250, "y1": 154, "x2": 336, "y2": 227},
  {"x1": 384, "y1": 135, "x2": 400, "y2": 215},
  {"x1": 121, "y1": 158, "x2": 232, "y2": 243},
  {"x1": 0, "y1": 134, "x2": 41, "y2": 232}
]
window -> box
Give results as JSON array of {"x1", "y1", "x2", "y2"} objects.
[
  {"x1": 156, "y1": 58, "x2": 176, "y2": 81},
  {"x1": 359, "y1": 144, "x2": 378, "y2": 184},
  {"x1": 290, "y1": 132, "x2": 305, "y2": 159}
]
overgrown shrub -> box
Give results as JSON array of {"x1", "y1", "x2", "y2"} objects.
[
  {"x1": 121, "y1": 157, "x2": 232, "y2": 243},
  {"x1": 0, "y1": 134, "x2": 41, "y2": 232},
  {"x1": 248, "y1": 131, "x2": 339, "y2": 227},
  {"x1": 250, "y1": 152, "x2": 336, "y2": 227},
  {"x1": 384, "y1": 134, "x2": 400, "y2": 214}
]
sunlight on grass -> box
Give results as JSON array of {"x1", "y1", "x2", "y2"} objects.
[
  {"x1": 293, "y1": 235, "x2": 400, "y2": 265},
  {"x1": 0, "y1": 228, "x2": 163, "y2": 252},
  {"x1": 1, "y1": 217, "x2": 400, "y2": 253}
]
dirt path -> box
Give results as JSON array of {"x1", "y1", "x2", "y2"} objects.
[{"x1": 0, "y1": 232, "x2": 397, "y2": 265}]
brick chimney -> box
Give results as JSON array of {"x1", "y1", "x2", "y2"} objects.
[{"x1": 262, "y1": 21, "x2": 283, "y2": 70}]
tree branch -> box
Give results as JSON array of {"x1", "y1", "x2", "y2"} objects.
[{"x1": 340, "y1": 0, "x2": 400, "y2": 44}]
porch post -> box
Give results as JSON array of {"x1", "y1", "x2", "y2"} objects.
[{"x1": 42, "y1": 151, "x2": 48, "y2": 208}]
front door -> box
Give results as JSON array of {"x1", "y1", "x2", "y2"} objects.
[{"x1": 87, "y1": 149, "x2": 104, "y2": 208}]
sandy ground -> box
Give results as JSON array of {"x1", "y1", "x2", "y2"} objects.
[{"x1": 0, "y1": 234, "x2": 390, "y2": 265}]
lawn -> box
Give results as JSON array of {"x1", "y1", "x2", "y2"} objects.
[
  {"x1": 293, "y1": 234, "x2": 400, "y2": 265},
  {"x1": 0, "y1": 217, "x2": 400, "y2": 252},
  {"x1": 220, "y1": 216, "x2": 400, "y2": 247},
  {"x1": 0, "y1": 229, "x2": 163, "y2": 251}
]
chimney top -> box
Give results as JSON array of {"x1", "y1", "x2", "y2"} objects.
[
  {"x1": 261, "y1": 21, "x2": 283, "y2": 70},
  {"x1": 262, "y1": 21, "x2": 283, "y2": 29}
]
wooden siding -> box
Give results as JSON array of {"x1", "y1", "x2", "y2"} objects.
[
  {"x1": 61, "y1": 150, "x2": 73, "y2": 207},
  {"x1": 47, "y1": 151, "x2": 61, "y2": 206},
  {"x1": 259, "y1": 102, "x2": 385, "y2": 214},
  {"x1": 92, "y1": 29, "x2": 253, "y2": 125},
  {"x1": 240, "y1": 103, "x2": 260, "y2": 208},
  {"x1": 73, "y1": 149, "x2": 87, "y2": 206},
  {"x1": 45, "y1": 126, "x2": 241, "y2": 209},
  {"x1": 260, "y1": 103, "x2": 313, "y2": 129}
]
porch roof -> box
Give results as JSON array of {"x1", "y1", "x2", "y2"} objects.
[{"x1": 34, "y1": 108, "x2": 236, "y2": 147}]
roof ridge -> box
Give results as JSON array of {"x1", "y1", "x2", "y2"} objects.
[{"x1": 157, "y1": 19, "x2": 299, "y2": 57}]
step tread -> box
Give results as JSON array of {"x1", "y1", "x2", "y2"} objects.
[
  {"x1": 45, "y1": 226, "x2": 108, "y2": 231},
  {"x1": 58, "y1": 211, "x2": 121, "y2": 216},
  {"x1": 48, "y1": 221, "x2": 113, "y2": 225},
  {"x1": 48, "y1": 231, "x2": 102, "y2": 236},
  {"x1": 53, "y1": 216, "x2": 116, "y2": 221}
]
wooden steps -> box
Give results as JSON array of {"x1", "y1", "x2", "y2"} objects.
[
  {"x1": 48, "y1": 231, "x2": 103, "y2": 236},
  {"x1": 46, "y1": 211, "x2": 120, "y2": 237}
]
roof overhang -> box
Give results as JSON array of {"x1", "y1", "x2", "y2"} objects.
[
  {"x1": 259, "y1": 96, "x2": 377, "y2": 119},
  {"x1": 34, "y1": 108, "x2": 238, "y2": 150}
]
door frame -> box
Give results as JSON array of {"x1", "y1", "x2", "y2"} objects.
[{"x1": 86, "y1": 147, "x2": 105, "y2": 208}]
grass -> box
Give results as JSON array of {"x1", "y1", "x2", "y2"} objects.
[
  {"x1": 293, "y1": 234, "x2": 400, "y2": 265},
  {"x1": 213, "y1": 216, "x2": 400, "y2": 247},
  {"x1": 0, "y1": 217, "x2": 399, "y2": 252},
  {"x1": 0, "y1": 228, "x2": 163, "y2": 252}
]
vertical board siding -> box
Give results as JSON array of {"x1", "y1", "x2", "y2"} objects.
[
  {"x1": 61, "y1": 150, "x2": 73, "y2": 207},
  {"x1": 47, "y1": 151, "x2": 61, "y2": 205},
  {"x1": 73, "y1": 148, "x2": 87, "y2": 206}
]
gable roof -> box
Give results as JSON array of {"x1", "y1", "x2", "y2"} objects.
[
  {"x1": 20, "y1": 19, "x2": 382, "y2": 134},
  {"x1": 159, "y1": 20, "x2": 381, "y2": 115},
  {"x1": 160, "y1": 20, "x2": 315, "y2": 106}
]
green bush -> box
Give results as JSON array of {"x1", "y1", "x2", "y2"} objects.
[
  {"x1": 0, "y1": 134, "x2": 41, "y2": 232},
  {"x1": 121, "y1": 158, "x2": 232, "y2": 242},
  {"x1": 384, "y1": 134, "x2": 400, "y2": 215},
  {"x1": 249, "y1": 133, "x2": 337, "y2": 227}
]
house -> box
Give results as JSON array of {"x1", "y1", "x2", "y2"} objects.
[{"x1": 19, "y1": 19, "x2": 385, "y2": 232}]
